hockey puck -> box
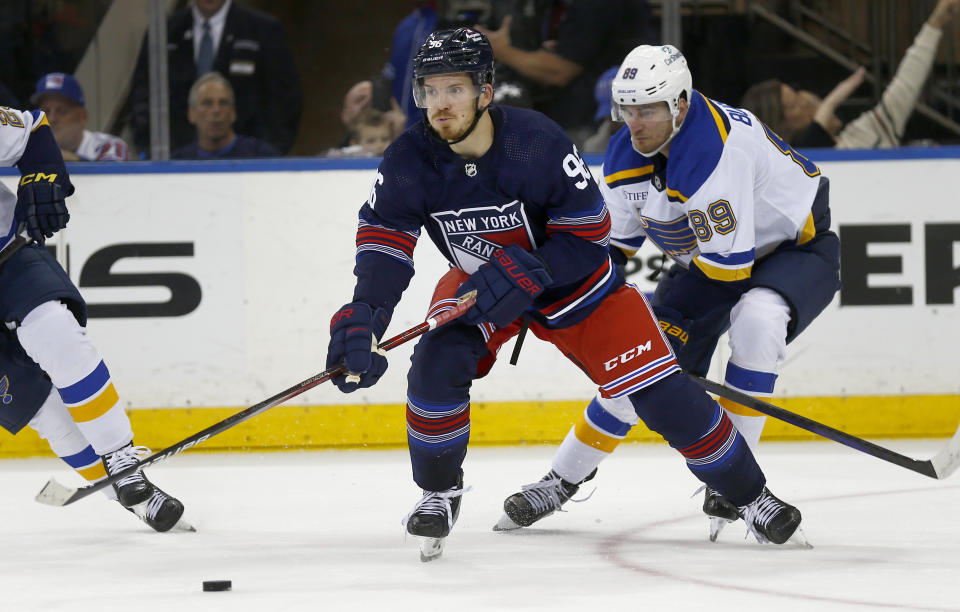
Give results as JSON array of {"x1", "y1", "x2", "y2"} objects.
[{"x1": 202, "y1": 580, "x2": 232, "y2": 592}]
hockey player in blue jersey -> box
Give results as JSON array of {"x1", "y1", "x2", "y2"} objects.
[
  {"x1": 0, "y1": 106, "x2": 188, "y2": 532},
  {"x1": 324, "y1": 29, "x2": 803, "y2": 560},
  {"x1": 499, "y1": 45, "x2": 839, "y2": 542}
]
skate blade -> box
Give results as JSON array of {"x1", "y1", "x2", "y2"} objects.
[
  {"x1": 492, "y1": 513, "x2": 522, "y2": 532},
  {"x1": 418, "y1": 537, "x2": 445, "y2": 562},
  {"x1": 129, "y1": 503, "x2": 197, "y2": 533},
  {"x1": 786, "y1": 527, "x2": 813, "y2": 549},
  {"x1": 708, "y1": 516, "x2": 733, "y2": 542}
]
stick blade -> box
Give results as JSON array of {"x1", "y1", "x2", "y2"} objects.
[
  {"x1": 35, "y1": 478, "x2": 81, "y2": 507},
  {"x1": 930, "y1": 423, "x2": 960, "y2": 479}
]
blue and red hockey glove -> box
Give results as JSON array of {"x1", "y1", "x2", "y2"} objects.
[
  {"x1": 326, "y1": 302, "x2": 390, "y2": 393},
  {"x1": 455, "y1": 244, "x2": 552, "y2": 327}
]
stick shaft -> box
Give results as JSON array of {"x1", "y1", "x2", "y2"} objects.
[
  {"x1": 690, "y1": 375, "x2": 938, "y2": 478},
  {"x1": 48, "y1": 292, "x2": 477, "y2": 505}
]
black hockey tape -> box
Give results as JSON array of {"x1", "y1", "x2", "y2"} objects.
[{"x1": 202, "y1": 580, "x2": 232, "y2": 592}]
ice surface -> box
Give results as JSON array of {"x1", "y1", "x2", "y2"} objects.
[{"x1": 4, "y1": 441, "x2": 959, "y2": 611}]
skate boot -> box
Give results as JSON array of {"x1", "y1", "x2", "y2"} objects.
[
  {"x1": 101, "y1": 443, "x2": 153, "y2": 507},
  {"x1": 402, "y1": 473, "x2": 467, "y2": 562},
  {"x1": 494, "y1": 468, "x2": 596, "y2": 531},
  {"x1": 738, "y1": 486, "x2": 802, "y2": 545},
  {"x1": 702, "y1": 485, "x2": 740, "y2": 542},
  {"x1": 128, "y1": 485, "x2": 193, "y2": 533}
]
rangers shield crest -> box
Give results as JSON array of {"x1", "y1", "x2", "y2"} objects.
[{"x1": 430, "y1": 201, "x2": 537, "y2": 272}]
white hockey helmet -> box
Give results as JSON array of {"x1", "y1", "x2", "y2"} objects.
[
  {"x1": 611, "y1": 45, "x2": 692, "y2": 155},
  {"x1": 611, "y1": 44, "x2": 692, "y2": 120}
]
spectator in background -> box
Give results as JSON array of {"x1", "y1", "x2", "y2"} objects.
[
  {"x1": 31, "y1": 73, "x2": 129, "y2": 161},
  {"x1": 741, "y1": 0, "x2": 960, "y2": 149},
  {"x1": 327, "y1": 108, "x2": 395, "y2": 158},
  {"x1": 475, "y1": 0, "x2": 653, "y2": 142},
  {"x1": 338, "y1": 0, "x2": 527, "y2": 141},
  {"x1": 171, "y1": 72, "x2": 278, "y2": 160},
  {"x1": 130, "y1": 0, "x2": 301, "y2": 156}
]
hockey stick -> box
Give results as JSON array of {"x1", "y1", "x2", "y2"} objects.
[
  {"x1": 35, "y1": 291, "x2": 478, "y2": 507},
  {"x1": 0, "y1": 235, "x2": 30, "y2": 267},
  {"x1": 690, "y1": 374, "x2": 960, "y2": 480}
]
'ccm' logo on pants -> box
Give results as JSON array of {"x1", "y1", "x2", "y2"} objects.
[{"x1": 604, "y1": 340, "x2": 652, "y2": 371}]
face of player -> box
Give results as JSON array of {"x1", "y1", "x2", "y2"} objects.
[
  {"x1": 620, "y1": 100, "x2": 685, "y2": 154},
  {"x1": 354, "y1": 124, "x2": 393, "y2": 156},
  {"x1": 189, "y1": 80, "x2": 237, "y2": 144},
  {"x1": 422, "y1": 73, "x2": 491, "y2": 142},
  {"x1": 36, "y1": 94, "x2": 87, "y2": 152}
]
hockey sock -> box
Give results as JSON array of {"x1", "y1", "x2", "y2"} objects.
[
  {"x1": 629, "y1": 372, "x2": 765, "y2": 507},
  {"x1": 27, "y1": 389, "x2": 117, "y2": 500},
  {"x1": 406, "y1": 393, "x2": 470, "y2": 491},
  {"x1": 17, "y1": 301, "x2": 134, "y2": 455},
  {"x1": 552, "y1": 396, "x2": 634, "y2": 483},
  {"x1": 721, "y1": 361, "x2": 777, "y2": 454}
]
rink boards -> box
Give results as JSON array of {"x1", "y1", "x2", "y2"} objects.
[{"x1": 0, "y1": 149, "x2": 958, "y2": 456}]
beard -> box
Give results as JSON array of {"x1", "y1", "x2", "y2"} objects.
[{"x1": 430, "y1": 111, "x2": 473, "y2": 142}]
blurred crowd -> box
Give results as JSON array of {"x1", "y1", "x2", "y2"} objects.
[{"x1": 5, "y1": 0, "x2": 959, "y2": 162}]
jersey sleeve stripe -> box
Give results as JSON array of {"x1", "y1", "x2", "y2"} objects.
[
  {"x1": 797, "y1": 211, "x2": 816, "y2": 245},
  {"x1": 356, "y1": 221, "x2": 419, "y2": 267},
  {"x1": 538, "y1": 256, "x2": 616, "y2": 321},
  {"x1": 546, "y1": 208, "x2": 611, "y2": 246},
  {"x1": 28, "y1": 110, "x2": 48, "y2": 131},
  {"x1": 693, "y1": 255, "x2": 753, "y2": 281}
]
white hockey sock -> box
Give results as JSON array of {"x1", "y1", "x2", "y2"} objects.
[
  {"x1": 719, "y1": 402, "x2": 767, "y2": 455},
  {"x1": 17, "y1": 301, "x2": 133, "y2": 455},
  {"x1": 27, "y1": 389, "x2": 117, "y2": 500},
  {"x1": 551, "y1": 395, "x2": 635, "y2": 483}
]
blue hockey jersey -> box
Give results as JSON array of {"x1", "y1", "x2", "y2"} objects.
[{"x1": 353, "y1": 105, "x2": 620, "y2": 328}]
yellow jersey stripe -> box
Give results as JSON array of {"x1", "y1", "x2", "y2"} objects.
[
  {"x1": 797, "y1": 211, "x2": 816, "y2": 245},
  {"x1": 605, "y1": 165, "x2": 654, "y2": 184},
  {"x1": 666, "y1": 187, "x2": 688, "y2": 202},
  {"x1": 701, "y1": 95, "x2": 729, "y2": 143},
  {"x1": 31, "y1": 114, "x2": 51, "y2": 131},
  {"x1": 67, "y1": 383, "x2": 120, "y2": 423},
  {"x1": 693, "y1": 256, "x2": 753, "y2": 281}
]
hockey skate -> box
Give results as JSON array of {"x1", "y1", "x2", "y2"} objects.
[
  {"x1": 738, "y1": 486, "x2": 804, "y2": 545},
  {"x1": 402, "y1": 474, "x2": 467, "y2": 562},
  {"x1": 494, "y1": 468, "x2": 596, "y2": 531},
  {"x1": 701, "y1": 485, "x2": 740, "y2": 542},
  {"x1": 127, "y1": 486, "x2": 194, "y2": 533},
  {"x1": 101, "y1": 443, "x2": 154, "y2": 507}
]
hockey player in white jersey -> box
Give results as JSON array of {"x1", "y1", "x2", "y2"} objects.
[
  {"x1": 498, "y1": 45, "x2": 839, "y2": 543},
  {"x1": 0, "y1": 106, "x2": 187, "y2": 531}
]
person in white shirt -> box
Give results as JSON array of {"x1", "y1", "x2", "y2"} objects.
[{"x1": 31, "y1": 73, "x2": 129, "y2": 162}]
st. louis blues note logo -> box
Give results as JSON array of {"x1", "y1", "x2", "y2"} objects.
[
  {"x1": 0, "y1": 375, "x2": 13, "y2": 404},
  {"x1": 430, "y1": 201, "x2": 537, "y2": 273}
]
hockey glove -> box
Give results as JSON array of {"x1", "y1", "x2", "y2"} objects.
[
  {"x1": 15, "y1": 181, "x2": 69, "y2": 244},
  {"x1": 653, "y1": 304, "x2": 691, "y2": 355},
  {"x1": 326, "y1": 302, "x2": 390, "y2": 393},
  {"x1": 455, "y1": 244, "x2": 552, "y2": 328}
]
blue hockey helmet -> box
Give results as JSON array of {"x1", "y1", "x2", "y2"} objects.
[{"x1": 412, "y1": 28, "x2": 495, "y2": 108}]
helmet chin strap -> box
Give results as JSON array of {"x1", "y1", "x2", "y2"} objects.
[{"x1": 634, "y1": 113, "x2": 682, "y2": 157}]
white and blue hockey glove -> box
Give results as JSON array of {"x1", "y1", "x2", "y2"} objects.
[
  {"x1": 326, "y1": 302, "x2": 390, "y2": 393},
  {"x1": 455, "y1": 244, "x2": 552, "y2": 328}
]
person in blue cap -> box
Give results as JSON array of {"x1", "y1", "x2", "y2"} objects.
[{"x1": 31, "y1": 73, "x2": 129, "y2": 161}]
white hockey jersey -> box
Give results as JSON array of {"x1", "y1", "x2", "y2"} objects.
[
  {"x1": 0, "y1": 107, "x2": 46, "y2": 251},
  {"x1": 76, "y1": 130, "x2": 129, "y2": 161},
  {"x1": 601, "y1": 90, "x2": 823, "y2": 282}
]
